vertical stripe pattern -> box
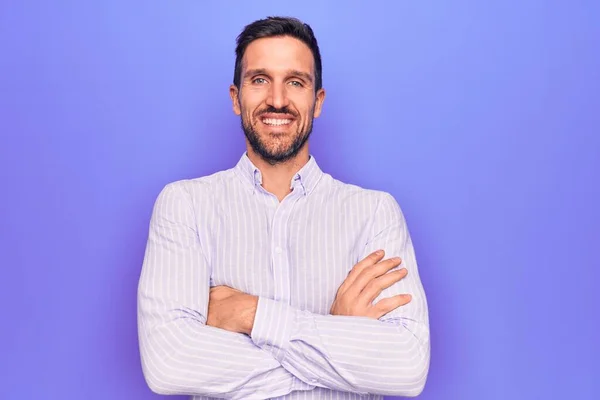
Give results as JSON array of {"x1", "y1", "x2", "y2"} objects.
[{"x1": 138, "y1": 153, "x2": 430, "y2": 399}]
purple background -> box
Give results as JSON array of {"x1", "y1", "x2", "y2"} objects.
[{"x1": 1, "y1": 1, "x2": 598, "y2": 399}]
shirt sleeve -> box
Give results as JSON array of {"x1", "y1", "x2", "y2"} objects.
[
  {"x1": 137, "y1": 182, "x2": 314, "y2": 399},
  {"x1": 250, "y1": 192, "x2": 430, "y2": 397}
]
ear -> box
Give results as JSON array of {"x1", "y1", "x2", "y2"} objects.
[
  {"x1": 313, "y1": 88, "x2": 326, "y2": 118},
  {"x1": 229, "y1": 85, "x2": 241, "y2": 115}
]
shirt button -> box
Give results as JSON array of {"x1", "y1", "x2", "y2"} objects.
[{"x1": 274, "y1": 246, "x2": 282, "y2": 254}]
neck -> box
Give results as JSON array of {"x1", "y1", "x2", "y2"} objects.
[{"x1": 246, "y1": 146, "x2": 310, "y2": 202}]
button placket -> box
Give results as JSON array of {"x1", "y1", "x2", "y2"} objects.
[{"x1": 270, "y1": 189, "x2": 302, "y2": 305}]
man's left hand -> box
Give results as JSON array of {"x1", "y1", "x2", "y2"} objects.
[{"x1": 206, "y1": 285, "x2": 258, "y2": 335}]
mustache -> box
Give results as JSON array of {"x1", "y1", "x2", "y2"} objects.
[{"x1": 257, "y1": 106, "x2": 298, "y2": 117}]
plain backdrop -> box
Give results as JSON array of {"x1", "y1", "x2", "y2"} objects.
[{"x1": 1, "y1": 1, "x2": 598, "y2": 399}]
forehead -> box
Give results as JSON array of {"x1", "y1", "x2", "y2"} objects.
[{"x1": 242, "y1": 36, "x2": 315, "y2": 76}]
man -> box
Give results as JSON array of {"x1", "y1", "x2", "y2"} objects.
[{"x1": 138, "y1": 16, "x2": 430, "y2": 399}]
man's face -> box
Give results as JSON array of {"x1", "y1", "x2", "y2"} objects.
[{"x1": 230, "y1": 36, "x2": 325, "y2": 165}]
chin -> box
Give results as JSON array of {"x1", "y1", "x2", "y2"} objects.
[
  {"x1": 260, "y1": 131, "x2": 294, "y2": 146},
  {"x1": 264, "y1": 143, "x2": 293, "y2": 157},
  {"x1": 260, "y1": 126, "x2": 293, "y2": 137}
]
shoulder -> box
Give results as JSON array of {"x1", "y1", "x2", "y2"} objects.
[
  {"x1": 324, "y1": 175, "x2": 402, "y2": 214},
  {"x1": 154, "y1": 168, "x2": 238, "y2": 207}
]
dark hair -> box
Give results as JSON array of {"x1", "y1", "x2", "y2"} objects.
[{"x1": 233, "y1": 16, "x2": 323, "y2": 92}]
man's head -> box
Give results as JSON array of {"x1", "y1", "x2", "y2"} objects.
[{"x1": 229, "y1": 17, "x2": 326, "y2": 165}]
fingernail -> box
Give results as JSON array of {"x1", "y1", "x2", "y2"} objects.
[{"x1": 376, "y1": 250, "x2": 383, "y2": 255}]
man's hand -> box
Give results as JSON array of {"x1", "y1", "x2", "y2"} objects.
[
  {"x1": 206, "y1": 286, "x2": 258, "y2": 335},
  {"x1": 330, "y1": 250, "x2": 412, "y2": 319}
]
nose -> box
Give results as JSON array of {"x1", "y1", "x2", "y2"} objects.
[{"x1": 266, "y1": 82, "x2": 290, "y2": 109}]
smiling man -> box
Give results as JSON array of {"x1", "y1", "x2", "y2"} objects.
[{"x1": 138, "y1": 16, "x2": 430, "y2": 400}]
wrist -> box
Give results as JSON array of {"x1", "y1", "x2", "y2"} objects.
[{"x1": 240, "y1": 294, "x2": 258, "y2": 335}]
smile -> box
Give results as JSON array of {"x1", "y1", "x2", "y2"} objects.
[{"x1": 262, "y1": 118, "x2": 292, "y2": 126}]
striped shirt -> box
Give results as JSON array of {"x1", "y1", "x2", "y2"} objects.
[{"x1": 137, "y1": 153, "x2": 430, "y2": 399}]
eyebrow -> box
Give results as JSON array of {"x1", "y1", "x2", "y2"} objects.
[{"x1": 244, "y1": 68, "x2": 314, "y2": 83}]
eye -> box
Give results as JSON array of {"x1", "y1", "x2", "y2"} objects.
[
  {"x1": 288, "y1": 80, "x2": 303, "y2": 87},
  {"x1": 252, "y1": 77, "x2": 267, "y2": 84}
]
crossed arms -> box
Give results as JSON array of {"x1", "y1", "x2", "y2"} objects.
[{"x1": 137, "y1": 182, "x2": 430, "y2": 399}]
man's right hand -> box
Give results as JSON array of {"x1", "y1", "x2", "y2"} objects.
[{"x1": 330, "y1": 250, "x2": 412, "y2": 319}]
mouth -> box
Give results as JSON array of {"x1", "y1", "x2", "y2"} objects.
[
  {"x1": 259, "y1": 113, "x2": 296, "y2": 128},
  {"x1": 261, "y1": 117, "x2": 293, "y2": 127}
]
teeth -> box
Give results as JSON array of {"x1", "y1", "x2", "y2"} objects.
[{"x1": 262, "y1": 118, "x2": 291, "y2": 126}]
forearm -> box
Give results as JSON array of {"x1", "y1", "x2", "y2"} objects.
[
  {"x1": 250, "y1": 297, "x2": 430, "y2": 397},
  {"x1": 138, "y1": 304, "x2": 314, "y2": 399}
]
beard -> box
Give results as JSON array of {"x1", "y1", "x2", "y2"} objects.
[{"x1": 241, "y1": 105, "x2": 314, "y2": 166}]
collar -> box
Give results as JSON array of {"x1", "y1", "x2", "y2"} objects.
[{"x1": 234, "y1": 152, "x2": 323, "y2": 196}]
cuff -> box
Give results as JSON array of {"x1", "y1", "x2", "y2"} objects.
[{"x1": 250, "y1": 297, "x2": 295, "y2": 362}]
